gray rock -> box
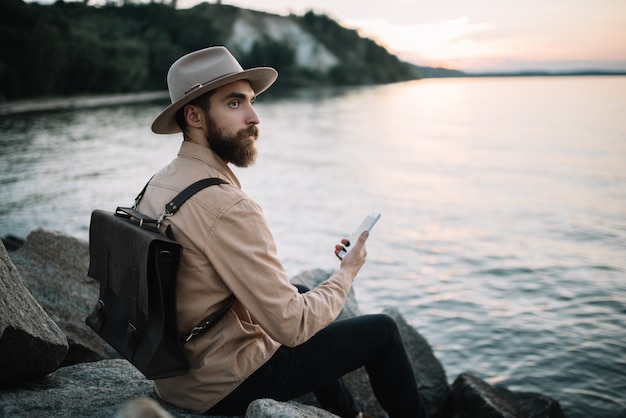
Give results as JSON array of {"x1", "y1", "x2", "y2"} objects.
[
  {"x1": 444, "y1": 372, "x2": 567, "y2": 418},
  {"x1": 8, "y1": 228, "x2": 118, "y2": 363},
  {"x1": 246, "y1": 399, "x2": 338, "y2": 418},
  {"x1": 493, "y1": 384, "x2": 567, "y2": 418},
  {"x1": 0, "y1": 241, "x2": 68, "y2": 386},
  {"x1": 0, "y1": 359, "x2": 192, "y2": 417},
  {"x1": 384, "y1": 307, "x2": 450, "y2": 417}
]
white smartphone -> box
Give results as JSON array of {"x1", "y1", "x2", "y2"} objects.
[{"x1": 338, "y1": 212, "x2": 381, "y2": 259}]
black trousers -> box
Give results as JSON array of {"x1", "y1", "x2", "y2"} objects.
[{"x1": 207, "y1": 313, "x2": 427, "y2": 418}]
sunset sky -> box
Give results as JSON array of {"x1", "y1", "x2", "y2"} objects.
[{"x1": 176, "y1": 0, "x2": 626, "y2": 73}]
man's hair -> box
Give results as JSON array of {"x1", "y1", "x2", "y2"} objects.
[{"x1": 175, "y1": 91, "x2": 214, "y2": 133}]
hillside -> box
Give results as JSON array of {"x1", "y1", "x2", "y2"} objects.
[{"x1": 0, "y1": 0, "x2": 421, "y2": 102}]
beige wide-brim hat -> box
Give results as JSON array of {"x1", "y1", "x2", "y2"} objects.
[{"x1": 152, "y1": 46, "x2": 278, "y2": 134}]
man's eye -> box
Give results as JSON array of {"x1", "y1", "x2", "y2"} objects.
[{"x1": 229, "y1": 100, "x2": 239, "y2": 108}]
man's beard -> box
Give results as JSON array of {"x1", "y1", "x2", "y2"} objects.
[{"x1": 206, "y1": 121, "x2": 259, "y2": 168}]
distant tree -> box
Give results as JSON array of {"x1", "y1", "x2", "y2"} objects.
[
  {"x1": 298, "y1": 10, "x2": 418, "y2": 85},
  {"x1": 0, "y1": 1, "x2": 418, "y2": 101},
  {"x1": 242, "y1": 40, "x2": 295, "y2": 70}
]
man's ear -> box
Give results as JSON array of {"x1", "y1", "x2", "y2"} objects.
[{"x1": 183, "y1": 104, "x2": 204, "y2": 129}]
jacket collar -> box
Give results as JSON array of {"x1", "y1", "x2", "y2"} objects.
[{"x1": 177, "y1": 140, "x2": 242, "y2": 189}]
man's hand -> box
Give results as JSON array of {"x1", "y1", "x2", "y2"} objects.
[{"x1": 335, "y1": 230, "x2": 369, "y2": 277}]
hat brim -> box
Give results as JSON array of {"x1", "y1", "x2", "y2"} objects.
[{"x1": 151, "y1": 67, "x2": 278, "y2": 135}]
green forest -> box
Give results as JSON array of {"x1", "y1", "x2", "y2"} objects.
[{"x1": 0, "y1": 0, "x2": 421, "y2": 102}]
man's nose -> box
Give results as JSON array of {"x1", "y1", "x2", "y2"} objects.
[{"x1": 246, "y1": 106, "x2": 260, "y2": 125}]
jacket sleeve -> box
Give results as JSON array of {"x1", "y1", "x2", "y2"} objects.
[{"x1": 204, "y1": 197, "x2": 354, "y2": 347}]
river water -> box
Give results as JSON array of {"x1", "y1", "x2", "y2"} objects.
[{"x1": 1, "y1": 76, "x2": 625, "y2": 417}]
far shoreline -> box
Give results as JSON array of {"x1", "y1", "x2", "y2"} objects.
[
  {"x1": 0, "y1": 91, "x2": 169, "y2": 116},
  {"x1": 2, "y1": 72, "x2": 624, "y2": 116}
]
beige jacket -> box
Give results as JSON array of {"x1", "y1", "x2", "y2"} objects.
[{"x1": 137, "y1": 141, "x2": 355, "y2": 413}]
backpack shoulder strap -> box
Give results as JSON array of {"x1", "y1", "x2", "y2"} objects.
[
  {"x1": 165, "y1": 178, "x2": 234, "y2": 344},
  {"x1": 151, "y1": 177, "x2": 228, "y2": 227},
  {"x1": 164, "y1": 178, "x2": 228, "y2": 216}
]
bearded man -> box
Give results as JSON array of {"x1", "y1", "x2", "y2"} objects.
[{"x1": 137, "y1": 46, "x2": 426, "y2": 418}]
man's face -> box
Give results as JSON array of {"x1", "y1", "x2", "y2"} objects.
[{"x1": 205, "y1": 80, "x2": 260, "y2": 167}]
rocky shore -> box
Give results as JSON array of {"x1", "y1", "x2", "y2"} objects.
[{"x1": 0, "y1": 229, "x2": 567, "y2": 417}]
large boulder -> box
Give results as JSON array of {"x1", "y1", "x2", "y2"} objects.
[
  {"x1": 384, "y1": 307, "x2": 450, "y2": 417},
  {"x1": 8, "y1": 228, "x2": 118, "y2": 363},
  {"x1": 444, "y1": 372, "x2": 567, "y2": 418},
  {"x1": 0, "y1": 241, "x2": 68, "y2": 386},
  {"x1": 246, "y1": 399, "x2": 338, "y2": 418},
  {"x1": 0, "y1": 359, "x2": 211, "y2": 418}
]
